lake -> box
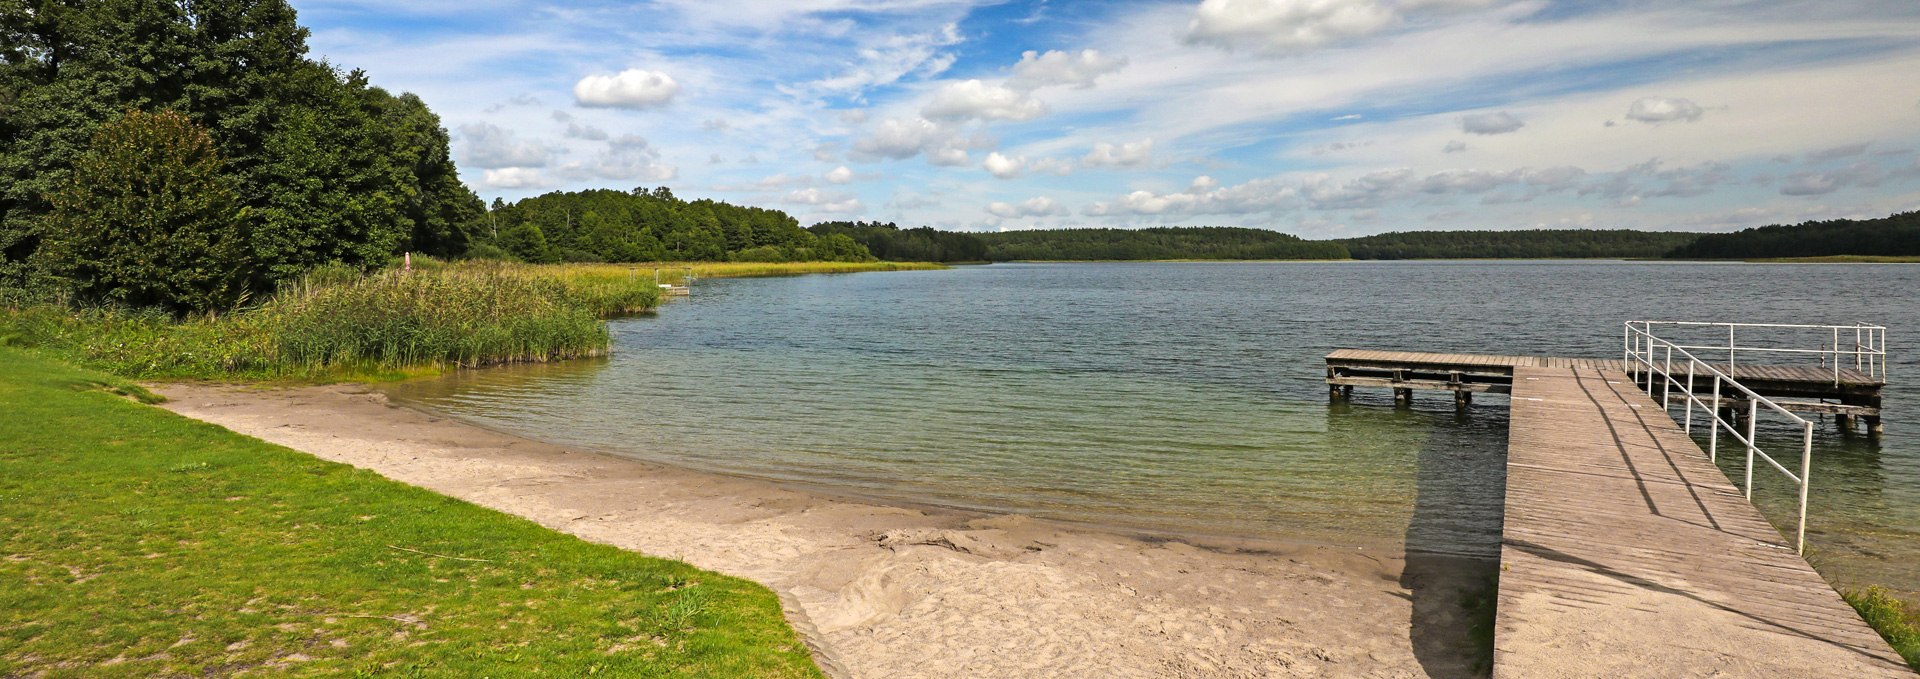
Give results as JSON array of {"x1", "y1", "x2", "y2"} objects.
[{"x1": 383, "y1": 261, "x2": 1920, "y2": 595}]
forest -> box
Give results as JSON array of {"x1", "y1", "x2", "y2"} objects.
[
  {"x1": 1340, "y1": 229, "x2": 1702, "y2": 260},
  {"x1": 478, "y1": 189, "x2": 871, "y2": 264},
  {"x1": 0, "y1": 0, "x2": 484, "y2": 311},
  {"x1": 807, "y1": 221, "x2": 990, "y2": 263},
  {"x1": 1663, "y1": 212, "x2": 1920, "y2": 259},
  {"x1": 977, "y1": 227, "x2": 1351, "y2": 261}
]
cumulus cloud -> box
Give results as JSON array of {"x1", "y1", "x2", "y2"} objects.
[
  {"x1": 701, "y1": 119, "x2": 731, "y2": 132},
  {"x1": 1185, "y1": 0, "x2": 1398, "y2": 55},
  {"x1": 1083, "y1": 138, "x2": 1155, "y2": 167},
  {"x1": 1028, "y1": 157, "x2": 1076, "y2": 176},
  {"x1": 555, "y1": 135, "x2": 676, "y2": 182},
  {"x1": 987, "y1": 196, "x2": 1069, "y2": 218},
  {"x1": 851, "y1": 117, "x2": 945, "y2": 160},
  {"x1": 1442, "y1": 140, "x2": 1468, "y2": 153},
  {"x1": 850, "y1": 117, "x2": 991, "y2": 165},
  {"x1": 1805, "y1": 143, "x2": 1869, "y2": 162},
  {"x1": 1461, "y1": 111, "x2": 1524, "y2": 135},
  {"x1": 480, "y1": 167, "x2": 547, "y2": 189},
  {"x1": 1006, "y1": 49, "x2": 1127, "y2": 90},
  {"x1": 1625, "y1": 97, "x2": 1705, "y2": 124},
  {"x1": 922, "y1": 79, "x2": 1049, "y2": 122},
  {"x1": 928, "y1": 147, "x2": 971, "y2": 166},
  {"x1": 983, "y1": 152, "x2": 1025, "y2": 179},
  {"x1": 564, "y1": 122, "x2": 609, "y2": 141},
  {"x1": 785, "y1": 188, "x2": 864, "y2": 213},
  {"x1": 825, "y1": 166, "x2": 855, "y2": 184},
  {"x1": 573, "y1": 69, "x2": 680, "y2": 109},
  {"x1": 1778, "y1": 161, "x2": 1889, "y2": 196},
  {"x1": 459, "y1": 122, "x2": 552, "y2": 169}
]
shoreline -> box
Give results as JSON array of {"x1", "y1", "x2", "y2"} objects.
[{"x1": 155, "y1": 381, "x2": 1492, "y2": 678}]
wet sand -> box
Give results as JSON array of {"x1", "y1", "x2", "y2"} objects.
[{"x1": 155, "y1": 382, "x2": 1489, "y2": 678}]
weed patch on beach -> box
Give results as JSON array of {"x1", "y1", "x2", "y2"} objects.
[{"x1": 1845, "y1": 586, "x2": 1920, "y2": 670}]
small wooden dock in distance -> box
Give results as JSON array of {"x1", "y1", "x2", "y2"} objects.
[{"x1": 1325, "y1": 346, "x2": 1910, "y2": 677}]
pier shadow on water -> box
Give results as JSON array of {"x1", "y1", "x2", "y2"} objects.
[{"x1": 1392, "y1": 403, "x2": 1508, "y2": 678}]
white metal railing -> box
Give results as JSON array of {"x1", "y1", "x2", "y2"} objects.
[
  {"x1": 1623, "y1": 320, "x2": 1887, "y2": 385},
  {"x1": 1622, "y1": 322, "x2": 1819, "y2": 554}
]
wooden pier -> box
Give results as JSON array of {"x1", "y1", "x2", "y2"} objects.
[
  {"x1": 1325, "y1": 343, "x2": 1910, "y2": 676},
  {"x1": 1325, "y1": 348, "x2": 1885, "y2": 435},
  {"x1": 1495, "y1": 366, "x2": 1909, "y2": 677}
]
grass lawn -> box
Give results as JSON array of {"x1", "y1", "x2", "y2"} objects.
[{"x1": 0, "y1": 347, "x2": 823, "y2": 678}]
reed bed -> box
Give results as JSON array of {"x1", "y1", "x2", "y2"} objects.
[{"x1": 1, "y1": 259, "x2": 936, "y2": 380}]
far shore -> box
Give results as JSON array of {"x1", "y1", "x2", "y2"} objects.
[{"x1": 155, "y1": 381, "x2": 1493, "y2": 679}]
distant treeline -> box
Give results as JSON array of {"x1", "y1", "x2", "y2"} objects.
[
  {"x1": 822, "y1": 210, "x2": 1917, "y2": 262},
  {"x1": 477, "y1": 189, "x2": 870, "y2": 264},
  {"x1": 807, "y1": 221, "x2": 989, "y2": 262},
  {"x1": 977, "y1": 227, "x2": 1350, "y2": 261},
  {"x1": 1339, "y1": 229, "x2": 1701, "y2": 260},
  {"x1": 1665, "y1": 211, "x2": 1920, "y2": 259}
]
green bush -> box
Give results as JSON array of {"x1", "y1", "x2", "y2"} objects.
[{"x1": 38, "y1": 110, "x2": 250, "y2": 314}]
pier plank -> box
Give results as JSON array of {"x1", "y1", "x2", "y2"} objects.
[{"x1": 1492, "y1": 366, "x2": 1911, "y2": 678}]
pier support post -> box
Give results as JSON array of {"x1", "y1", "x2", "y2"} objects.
[
  {"x1": 1866, "y1": 416, "x2": 1884, "y2": 437},
  {"x1": 1454, "y1": 390, "x2": 1472, "y2": 409},
  {"x1": 1836, "y1": 413, "x2": 1853, "y2": 433},
  {"x1": 1394, "y1": 388, "x2": 1413, "y2": 406}
]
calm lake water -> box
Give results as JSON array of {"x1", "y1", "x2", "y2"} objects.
[{"x1": 384, "y1": 261, "x2": 1920, "y2": 595}]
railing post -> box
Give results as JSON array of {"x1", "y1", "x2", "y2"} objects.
[
  {"x1": 1684, "y1": 360, "x2": 1695, "y2": 433},
  {"x1": 1708, "y1": 375, "x2": 1721, "y2": 462},
  {"x1": 1797, "y1": 421, "x2": 1812, "y2": 555},
  {"x1": 1728, "y1": 325, "x2": 1737, "y2": 376},
  {"x1": 1662, "y1": 344, "x2": 1673, "y2": 410},
  {"x1": 1745, "y1": 399, "x2": 1758, "y2": 500}
]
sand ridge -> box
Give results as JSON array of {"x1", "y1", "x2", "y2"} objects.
[{"x1": 155, "y1": 382, "x2": 1484, "y2": 678}]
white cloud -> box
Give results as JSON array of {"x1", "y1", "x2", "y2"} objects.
[
  {"x1": 573, "y1": 69, "x2": 681, "y2": 109},
  {"x1": 922, "y1": 79, "x2": 1049, "y2": 121},
  {"x1": 928, "y1": 147, "x2": 971, "y2": 166},
  {"x1": 1442, "y1": 140, "x2": 1468, "y2": 153},
  {"x1": 480, "y1": 167, "x2": 547, "y2": 189},
  {"x1": 825, "y1": 166, "x2": 855, "y2": 184},
  {"x1": 555, "y1": 135, "x2": 677, "y2": 182},
  {"x1": 987, "y1": 196, "x2": 1070, "y2": 218},
  {"x1": 564, "y1": 121, "x2": 609, "y2": 140},
  {"x1": 1806, "y1": 143, "x2": 1870, "y2": 162},
  {"x1": 1028, "y1": 157, "x2": 1076, "y2": 176},
  {"x1": 851, "y1": 117, "x2": 945, "y2": 159},
  {"x1": 796, "y1": 23, "x2": 962, "y2": 96},
  {"x1": 1083, "y1": 138, "x2": 1155, "y2": 167},
  {"x1": 1625, "y1": 96, "x2": 1705, "y2": 124},
  {"x1": 459, "y1": 122, "x2": 552, "y2": 169},
  {"x1": 983, "y1": 152, "x2": 1025, "y2": 179},
  {"x1": 785, "y1": 187, "x2": 863, "y2": 213},
  {"x1": 850, "y1": 116, "x2": 992, "y2": 165},
  {"x1": 1007, "y1": 49, "x2": 1128, "y2": 90},
  {"x1": 1461, "y1": 110, "x2": 1524, "y2": 135},
  {"x1": 1185, "y1": 0, "x2": 1399, "y2": 55}
]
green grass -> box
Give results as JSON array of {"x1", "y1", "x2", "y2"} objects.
[
  {"x1": 0, "y1": 347, "x2": 824, "y2": 677},
  {"x1": 1845, "y1": 586, "x2": 1920, "y2": 670}
]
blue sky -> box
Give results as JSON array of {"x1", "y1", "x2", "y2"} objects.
[{"x1": 295, "y1": 0, "x2": 1920, "y2": 236}]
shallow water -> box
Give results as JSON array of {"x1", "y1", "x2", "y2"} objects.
[{"x1": 384, "y1": 261, "x2": 1920, "y2": 594}]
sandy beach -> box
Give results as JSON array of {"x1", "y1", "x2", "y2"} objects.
[{"x1": 155, "y1": 382, "x2": 1488, "y2": 679}]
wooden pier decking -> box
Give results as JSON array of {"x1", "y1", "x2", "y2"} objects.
[{"x1": 1493, "y1": 365, "x2": 1911, "y2": 677}]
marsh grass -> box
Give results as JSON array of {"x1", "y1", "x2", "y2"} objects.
[
  {"x1": 1845, "y1": 586, "x2": 1920, "y2": 669},
  {"x1": 0, "y1": 348, "x2": 823, "y2": 678},
  {"x1": 1, "y1": 259, "x2": 938, "y2": 380}
]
